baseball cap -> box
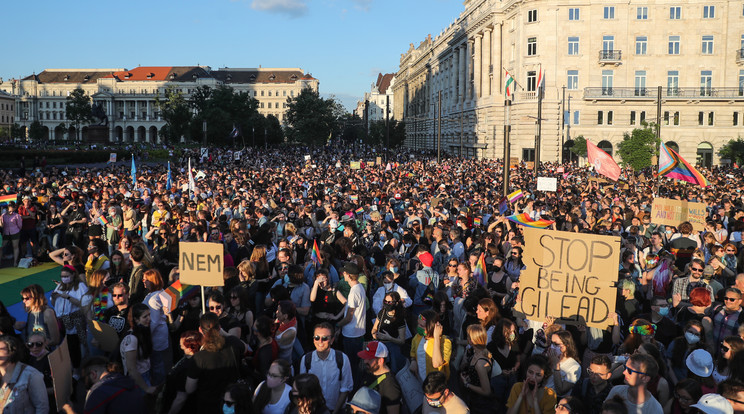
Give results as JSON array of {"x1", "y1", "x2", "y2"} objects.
[
  {"x1": 691, "y1": 394, "x2": 734, "y2": 414},
  {"x1": 358, "y1": 341, "x2": 389, "y2": 360},
  {"x1": 419, "y1": 252, "x2": 434, "y2": 268}
]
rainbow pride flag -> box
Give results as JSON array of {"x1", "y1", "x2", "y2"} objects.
[
  {"x1": 311, "y1": 239, "x2": 323, "y2": 265},
  {"x1": 658, "y1": 142, "x2": 710, "y2": 187},
  {"x1": 355, "y1": 207, "x2": 364, "y2": 215},
  {"x1": 158, "y1": 280, "x2": 199, "y2": 313},
  {"x1": 98, "y1": 216, "x2": 109, "y2": 226},
  {"x1": 473, "y1": 252, "x2": 487, "y2": 287},
  {"x1": 473, "y1": 217, "x2": 481, "y2": 226},
  {"x1": 350, "y1": 195, "x2": 359, "y2": 202},
  {"x1": 506, "y1": 213, "x2": 554, "y2": 229},
  {"x1": 507, "y1": 190, "x2": 524, "y2": 203},
  {"x1": 0, "y1": 194, "x2": 17, "y2": 205}
]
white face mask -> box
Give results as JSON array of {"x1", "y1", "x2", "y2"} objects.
[
  {"x1": 61, "y1": 276, "x2": 72, "y2": 284},
  {"x1": 685, "y1": 332, "x2": 701, "y2": 344},
  {"x1": 550, "y1": 344, "x2": 562, "y2": 356},
  {"x1": 384, "y1": 282, "x2": 393, "y2": 291}
]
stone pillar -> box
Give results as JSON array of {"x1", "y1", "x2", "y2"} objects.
[
  {"x1": 482, "y1": 28, "x2": 492, "y2": 97},
  {"x1": 459, "y1": 46, "x2": 466, "y2": 105},
  {"x1": 451, "y1": 52, "x2": 457, "y2": 108},
  {"x1": 466, "y1": 39, "x2": 473, "y2": 101},
  {"x1": 492, "y1": 25, "x2": 501, "y2": 96},
  {"x1": 474, "y1": 34, "x2": 482, "y2": 99},
  {"x1": 134, "y1": 101, "x2": 138, "y2": 121},
  {"x1": 146, "y1": 101, "x2": 151, "y2": 121}
]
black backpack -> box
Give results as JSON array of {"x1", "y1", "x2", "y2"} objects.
[{"x1": 303, "y1": 349, "x2": 344, "y2": 381}]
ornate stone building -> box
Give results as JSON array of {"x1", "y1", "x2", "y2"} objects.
[
  {"x1": 0, "y1": 66, "x2": 318, "y2": 143},
  {"x1": 393, "y1": 0, "x2": 744, "y2": 166},
  {"x1": 355, "y1": 73, "x2": 396, "y2": 131}
]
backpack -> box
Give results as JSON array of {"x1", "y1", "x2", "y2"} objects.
[{"x1": 303, "y1": 349, "x2": 344, "y2": 381}]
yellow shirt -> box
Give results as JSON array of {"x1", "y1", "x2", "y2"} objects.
[
  {"x1": 410, "y1": 334, "x2": 452, "y2": 380},
  {"x1": 506, "y1": 382, "x2": 557, "y2": 414}
]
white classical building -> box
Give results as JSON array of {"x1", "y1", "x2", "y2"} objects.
[
  {"x1": 393, "y1": 0, "x2": 744, "y2": 166},
  {"x1": 0, "y1": 66, "x2": 318, "y2": 143},
  {"x1": 355, "y1": 73, "x2": 396, "y2": 130}
]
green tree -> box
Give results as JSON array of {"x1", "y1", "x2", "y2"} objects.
[
  {"x1": 155, "y1": 86, "x2": 192, "y2": 143},
  {"x1": 569, "y1": 135, "x2": 587, "y2": 157},
  {"x1": 340, "y1": 114, "x2": 365, "y2": 144},
  {"x1": 188, "y1": 85, "x2": 259, "y2": 146},
  {"x1": 284, "y1": 89, "x2": 339, "y2": 145},
  {"x1": 719, "y1": 137, "x2": 744, "y2": 165},
  {"x1": 10, "y1": 123, "x2": 23, "y2": 140},
  {"x1": 265, "y1": 115, "x2": 284, "y2": 145},
  {"x1": 65, "y1": 88, "x2": 92, "y2": 141},
  {"x1": 28, "y1": 121, "x2": 45, "y2": 141},
  {"x1": 618, "y1": 126, "x2": 657, "y2": 170}
]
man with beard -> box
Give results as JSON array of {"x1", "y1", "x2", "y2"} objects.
[
  {"x1": 78, "y1": 356, "x2": 146, "y2": 413},
  {"x1": 359, "y1": 341, "x2": 401, "y2": 414},
  {"x1": 102, "y1": 283, "x2": 130, "y2": 340}
]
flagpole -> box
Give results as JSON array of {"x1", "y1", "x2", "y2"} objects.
[{"x1": 535, "y1": 67, "x2": 543, "y2": 175}]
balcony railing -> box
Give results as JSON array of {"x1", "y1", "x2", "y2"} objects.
[
  {"x1": 584, "y1": 87, "x2": 744, "y2": 100},
  {"x1": 599, "y1": 50, "x2": 622, "y2": 62},
  {"x1": 737, "y1": 49, "x2": 744, "y2": 64}
]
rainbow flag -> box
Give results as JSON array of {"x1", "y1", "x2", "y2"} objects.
[
  {"x1": 507, "y1": 190, "x2": 524, "y2": 203},
  {"x1": 473, "y1": 217, "x2": 481, "y2": 226},
  {"x1": 98, "y1": 216, "x2": 109, "y2": 226},
  {"x1": 311, "y1": 239, "x2": 322, "y2": 265},
  {"x1": 473, "y1": 252, "x2": 487, "y2": 287},
  {"x1": 506, "y1": 213, "x2": 554, "y2": 229},
  {"x1": 158, "y1": 280, "x2": 199, "y2": 313},
  {"x1": 498, "y1": 197, "x2": 509, "y2": 215},
  {"x1": 350, "y1": 195, "x2": 359, "y2": 202},
  {"x1": 659, "y1": 142, "x2": 710, "y2": 187},
  {"x1": 355, "y1": 207, "x2": 364, "y2": 215},
  {"x1": 0, "y1": 194, "x2": 17, "y2": 205}
]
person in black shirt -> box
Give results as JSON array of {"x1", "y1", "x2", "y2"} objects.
[
  {"x1": 371, "y1": 292, "x2": 407, "y2": 373},
  {"x1": 571, "y1": 355, "x2": 613, "y2": 409},
  {"x1": 102, "y1": 283, "x2": 130, "y2": 340},
  {"x1": 309, "y1": 269, "x2": 344, "y2": 328},
  {"x1": 358, "y1": 341, "x2": 401, "y2": 414},
  {"x1": 636, "y1": 296, "x2": 681, "y2": 347}
]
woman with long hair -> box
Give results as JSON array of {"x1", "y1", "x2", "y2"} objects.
[
  {"x1": 713, "y1": 336, "x2": 744, "y2": 383},
  {"x1": 619, "y1": 318, "x2": 663, "y2": 355},
  {"x1": 52, "y1": 265, "x2": 91, "y2": 368},
  {"x1": 46, "y1": 203, "x2": 65, "y2": 250},
  {"x1": 505, "y1": 355, "x2": 557, "y2": 414},
  {"x1": 253, "y1": 359, "x2": 292, "y2": 414},
  {"x1": 410, "y1": 309, "x2": 453, "y2": 382},
  {"x1": 675, "y1": 287, "x2": 711, "y2": 325},
  {"x1": 207, "y1": 290, "x2": 241, "y2": 339},
  {"x1": 143, "y1": 269, "x2": 171, "y2": 386},
  {"x1": 251, "y1": 245, "x2": 272, "y2": 313},
  {"x1": 87, "y1": 269, "x2": 112, "y2": 322},
  {"x1": 488, "y1": 317, "x2": 522, "y2": 402},
  {"x1": 476, "y1": 297, "x2": 500, "y2": 342},
  {"x1": 665, "y1": 320, "x2": 707, "y2": 385},
  {"x1": 370, "y1": 291, "x2": 407, "y2": 372},
  {"x1": 459, "y1": 324, "x2": 494, "y2": 414},
  {"x1": 545, "y1": 330, "x2": 581, "y2": 398},
  {"x1": 109, "y1": 250, "x2": 131, "y2": 285},
  {"x1": 504, "y1": 246, "x2": 526, "y2": 281},
  {"x1": 285, "y1": 373, "x2": 329, "y2": 414},
  {"x1": 226, "y1": 285, "x2": 254, "y2": 343},
  {"x1": 665, "y1": 378, "x2": 702, "y2": 414},
  {"x1": 121, "y1": 303, "x2": 157, "y2": 395},
  {"x1": 49, "y1": 245, "x2": 85, "y2": 275},
  {"x1": 163, "y1": 330, "x2": 202, "y2": 414},
  {"x1": 224, "y1": 383, "x2": 255, "y2": 414},
  {"x1": 274, "y1": 300, "x2": 298, "y2": 363},
  {"x1": 16, "y1": 284, "x2": 60, "y2": 346}
]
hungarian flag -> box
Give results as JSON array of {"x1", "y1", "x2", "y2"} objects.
[
  {"x1": 505, "y1": 70, "x2": 515, "y2": 97},
  {"x1": 537, "y1": 66, "x2": 544, "y2": 91},
  {"x1": 587, "y1": 140, "x2": 621, "y2": 181}
]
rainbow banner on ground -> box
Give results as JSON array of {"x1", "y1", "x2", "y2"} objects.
[
  {"x1": 658, "y1": 142, "x2": 710, "y2": 187},
  {"x1": 311, "y1": 239, "x2": 322, "y2": 265},
  {"x1": 0, "y1": 194, "x2": 17, "y2": 205},
  {"x1": 158, "y1": 280, "x2": 199, "y2": 313},
  {"x1": 473, "y1": 252, "x2": 487, "y2": 287},
  {"x1": 506, "y1": 213, "x2": 554, "y2": 229},
  {"x1": 507, "y1": 190, "x2": 524, "y2": 203}
]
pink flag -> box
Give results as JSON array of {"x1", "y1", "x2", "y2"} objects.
[{"x1": 587, "y1": 140, "x2": 621, "y2": 181}]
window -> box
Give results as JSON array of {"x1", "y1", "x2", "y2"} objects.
[
  {"x1": 568, "y1": 37, "x2": 579, "y2": 55},
  {"x1": 635, "y1": 71, "x2": 647, "y2": 96},
  {"x1": 670, "y1": 6, "x2": 681, "y2": 19},
  {"x1": 527, "y1": 71, "x2": 537, "y2": 92},
  {"x1": 630, "y1": 111, "x2": 636, "y2": 125},
  {"x1": 664, "y1": 111, "x2": 680, "y2": 125},
  {"x1": 567, "y1": 70, "x2": 579, "y2": 90},
  {"x1": 667, "y1": 71, "x2": 680, "y2": 95},
  {"x1": 734, "y1": 112, "x2": 739, "y2": 126},
  {"x1": 700, "y1": 70, "x2": 712, "y2": 96},
  {"x1": 739, "y1": 70, "x2": 744, "y2": 96},
  {"x1": 669, "y1": 36, "x2": 680, "y2": 54},
  {"x1": 701, "y1": 35, "x2": 714, "y2": 54},
  {"x1": 604, "y1": 6, "x2": 615, "y2": 19},
  {"x1": 528, "y1": 10, "x2": 538, "y2": 22},
  {"x1": 261, "y1": 91, "x2": 264, "y2": 96},
  {"x1": 598, "y1": 111, "x2": 614, "y2": 125},
  {"x1": 528, "y1": 37, "x2": 537, "y2": 55},
  {"x1": 602, "y1": 35, "x2": 614, "y2": 52},
  {"x1": 699, "y1": 112, "x2": 714, "y2": 125},
  {"x1": 630, "y1": 111, "x2": 647, "y2": 125},
  {"x1": 260, "y1": 102, "x2": 264, "y2": 108},
  {"x1": 522, "y1": 148, "x2": 536, "y2": 162},
  {"x1": 598, "y1": 111, "x2": 603, "y2": 125},
  {"x1": 703, "y1": 5, "x2": 715, "y2": 18},
  {"x1": 637, "y1": 6, "x2": 648, "y2": 19},
  {"x1": 573, "y1": 111, "x2": 580, "y2": 125},
  {"x1": 602, "y1": 70, "x2": 614, "y2": 95},
  {"x1": 569, "y1": 8, "x2": 580, "y2": 20},
  {"x1": 636, "y1": 36, "x2": 648, "y2": 55}
]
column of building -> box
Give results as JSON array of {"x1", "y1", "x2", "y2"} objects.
[
  {"x1": 474, "y1": 34, "x2": 482, "y2": 100},
  {"x1": 482, "y1": 28, "x2": 491, "y2": 97}
]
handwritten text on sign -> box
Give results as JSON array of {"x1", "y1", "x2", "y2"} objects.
[
  {"x1": 650, "y1": 198, "x2": 707, "y2": 232},
  {"x1": 179, "y1": 242, "x2": 224, "y2": 286},
  {"x1": 517, "y1": 228, "x2": 620, "y2": 329}
]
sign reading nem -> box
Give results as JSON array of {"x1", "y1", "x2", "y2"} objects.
[{"x1": 179, "y1": 242, "x2": 224, "y2": 286}]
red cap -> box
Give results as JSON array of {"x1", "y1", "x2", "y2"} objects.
[
  {"x1": 357, "y1": 341, "x2": 389, "y2": 360},
  {"x1": 419, "y1": 252, "x2": 434, "y2": 268}
]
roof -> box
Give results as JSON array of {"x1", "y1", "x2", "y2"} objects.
[
  {"x1": 103, "y1": 66, "x2": 211, "y2": 82},
  {"x1": 376, "y1": 73, "x2": 395, "y2": 94},
  {"x1": 212, "y1": 69, "x2": 308, "y2": 84},
  {"x1": 22, "y1": 70, "x2": 116, "y2": 84}
]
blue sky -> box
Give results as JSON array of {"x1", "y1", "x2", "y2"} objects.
[{"x1": 0, "y1": 0, "x2": 464, "y2": 111}]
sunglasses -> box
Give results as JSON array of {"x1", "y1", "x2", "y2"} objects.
[
  {"x1": 230, "y1": 296, "x2": 239, "y2": 300},
  {"x1": 690, "y1": 267, "x2": 704, "y2": 272},
  {"x1": 112, "y1": 294, "x2": 126, "y2": 298},
  {"x1": 384, "y1": 300, "x2": 396, "y2": 305},
  {"x1": 624, "y1": 364, "x2": 648, "y2": 376},
  {"x1": 725, "y1": 297, "x2": 740, "y2": 302},
  {"x1": 313, "y1": 335, "x2": 331, "y2": 342},
  {"x1": 22, "y1": 297, "x2": 31, "y2": 301},
  {"x1": 26, "y1": 341, "x2": 44, "y2": 348},
  {"x1": 587, "y1": 368, "x2": 609, "y2": 377},
  {"x1": 722, "y1": 345, "x2": 731, "y2": 353},
  {"x1": 209, "y1": 306, "x2": 222, "y2": 310}
]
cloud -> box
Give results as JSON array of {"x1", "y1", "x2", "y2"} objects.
[
  {"x1": 351, "y1": 0, "x2": 371, "y2": 11},
  {"x1": 251, "y1": 0, "x2": 308, "y2": 17}
]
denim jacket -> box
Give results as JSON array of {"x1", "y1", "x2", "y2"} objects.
[{"x1": 0, "y1": 363, "x2": 49, "y2": 414}]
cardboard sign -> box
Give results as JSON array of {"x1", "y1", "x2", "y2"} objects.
[
  {"x1": 395, "y1": 361, "x2": 423, "y2": 412},
  {"x1": 557, "y1": 167, "x2": 565, "y2": 173},
  {"x1": 49, "y1": 338, "x2": 73, "y2": 411},
  {"x1": 89, "y1": 320, "x2": 120, "y2": 353},
  {"x1": 589, "y1": 177, "x2": 630, "y2": 190},
  {"x1": 200, "y1": 148, "x2": 209, "y2": 159},
  {"x1": 650, "y1": 198, "x2": 707, "y2": 232},
  {"x1": 304, "y1": 154, "x2": 311, "y2": 161},
  {"x1": 108, "y1": 153, "x2": 117, "y2": 163},
  {"x1": 536, "y1": 177, "x2": 557, "y2": 192},
  {"x1": 234, "y1": 151, "x2": 241, "y2": 161},
  {"x1": 350, "y1": 161, "x2": 361, "y2": 170},
  {"x1": 516, "y1": 227, "x2": 620, "y2": 329},
  {"x1": 179, "y1": 242, "x2": 224, "y2": 286},
  {"x1": 376, "y1": 157, "x2": 382, "y2": 165}
]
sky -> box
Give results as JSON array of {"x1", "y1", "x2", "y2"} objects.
[{"x1": 0, "y1": 0, "x2": 465, "y2": 112}]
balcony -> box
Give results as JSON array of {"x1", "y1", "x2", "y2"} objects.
[
  {"x1": 737, "y1": 49, "x2": 744, "y2": 64},
  {"x1": 584, "y1": 87, "x2": 744, "y2": 100},
  {"x1": 598, "y1": 50, "x2": 622, "y2": 65}
]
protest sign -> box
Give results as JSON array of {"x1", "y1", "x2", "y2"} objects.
[
  {"x1": 89, "y1": 320, "x2": 120, "y2": 353},
  {"x1": 396, "y1": 361, "x2": 423, "y2": 412},
  {"x1": 350, "y1": 161, "x2": 361, "y2": 170},
  {"x1": 536, "y1": 177, "x2": 557, "y2": 192},
  {"x1": 179, "y1": 242, "x2": 224, "y2": 286},
  {"x1": 200, "y1": 148, "x2": 209, "y2": 159},
  {"x1": 516, "y1": 227, "x2": 620, "y2": 329},
  {"x1": 49, "y1": 338, "x2": 73, "y2": 411},
  {"x1": 304, "y1": 154, "x2": 311, "y2": 161},
  {"x1": 650, "y1": 198, "x2": 707, "y2": 232},
  {"x1": 376, "y1": 156, "x2": 382, "y2": 165},
  {"x1": 108, "y1": 153, "x2": 117, "y2": 163},
  {"x1": 234, "y1": 151, "x2": 241, "y2": 161}
]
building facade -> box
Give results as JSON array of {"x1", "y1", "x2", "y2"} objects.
[
  {"x1": 355, "y1": 73, "x2": 396, "y2": 130},
  {"x1": 0, "y1": 66, "x2": 318, "y2": 143},
  {"x1": 393, "y1": 0, "x2": 744, "y2": 166},
  {"x1": 0, "y1": 90, "x2": 14, "y2": 139}
]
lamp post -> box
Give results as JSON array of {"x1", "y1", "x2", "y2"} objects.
[{"x1": 202, "y1": 120, "x2": 207, "y2": 146}]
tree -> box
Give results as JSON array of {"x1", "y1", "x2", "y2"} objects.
[
  {"x1": 617, "y1": 125, "x2": 657, "y2": 170},
  {"x1": 719, "y1": 137, "x2": 744, "y2": 165},
  {"x1": 10, "y1": 123, "x2": 22, "y2": 141},
  {"x1": 28, "y1": 121, "x2": 45, "y2": 142},
  {"x1": 569, "y1": 135, "x2": 587, "y2": 157},
  {"x1": 188, "y1": 85, "x2": 260, "y2": 146},
  {"x1": 65, "y1": 88, "x2": 92, "y2": 141},
  {"x1": 340, "y1": 113, "x2": 365, "y2": 144},
  {"x1": 284, "y1": 88, "x2": 339, "y2": 145},
  {"x1": 155, "y1": 86, "x2": 192, "y2": 143}
]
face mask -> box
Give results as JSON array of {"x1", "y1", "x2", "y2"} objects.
[
  {"x1": 112, "y1": 259, "x2": 122, "y2": 266},
  {"x1": 383, "y1": 303, "x2": 396, "y2": 312},
  {"x1": 426, "y1": 390, "x2": 447, "y2": 408},
  {"x1": 685, "y1": 332, "x2": 701, "y2": 344},
  {"x1": 658, "y1": 307, "x2": 670, "y2": 317},
  {"x1": 61, "y1": 276, "x2": 72, "y2": 284},
  {"x1": 283, "y1": 275, "x2": 290, "y2": 285},
  {"x1": 550, "y1": 344, "x2": 562, "y2": 356},
  {"x1": 391, "y1": 267, "x2": 399, "y2": 273},
  {"x1": 404, "y1": 243, "x2": 411, "y2": 248},
  {"x1": 222, "y1": 403, "x2": 235, "y2": 414},
  {"x1": 493, "y1": 265, "x2": 502, "y2": 272},
  {"x1": 265, "y1": 375, "x2": 283, "y2": 389},
  {"x1": 508, "y1": 332, "x2": 516, "y2": 342},
  {"x1": 384, "y1": 282, "x2": 393, "y2": 291},
  {"x1": 29, "y1": 347, "x2": 45, "y2": 358},
  {"x1": 417, "y1": 326, "x2": 426, "y2": 336}
]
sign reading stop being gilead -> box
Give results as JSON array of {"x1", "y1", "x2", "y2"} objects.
[{"x1": 516, "y1": 227, "x2": 621, "y2": 329}]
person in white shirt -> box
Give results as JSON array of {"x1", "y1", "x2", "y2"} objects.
[
  {"x1": 372, "y1": 271, "x2": 412, "y2": 314},
  {"x1": 299, "y1": 323, "x2": 353, "y2": 414},
  {"x1": 605, "y1": 353, "x2": 664, "y2": 414},
  {"x1": 336, "y1": 262, "x2": 367, "y2": 385},
  {"x1": 544, "y1": 330, "x2": 582, "y2": 398}
]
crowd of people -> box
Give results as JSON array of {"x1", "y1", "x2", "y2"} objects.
[{"x1": 1, "y1": 143, "x2": 744, "y2": 414}]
